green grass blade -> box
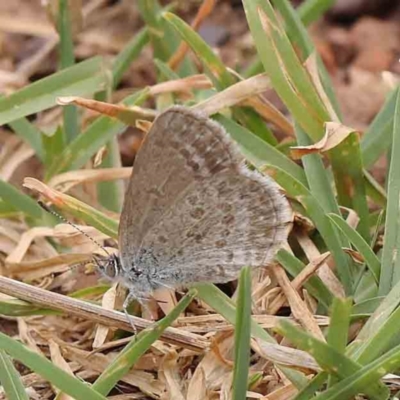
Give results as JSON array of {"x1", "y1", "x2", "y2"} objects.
[
  {"x1": 0, "y1": 57, "x2": 106, "y2": 125},
  {"x1": 257, "y1": 1, "x2": 327, "y2": 118},
  {"x1": 271, "y1": 0, "x2": 339, "y2": 114},
  {"x1": 92, "y1": 289, "x2": 197, "y2": 395},
  {"x1": 330, "y1": 134, "x2": 370, "y2": 240},
  {"x1": 163, "y1": 11, "x2": 233, "y2": 89},
  {"x1": 293, "y1": 372, "x2": 329, "y2": 400},
  {"x1": 348, "y1": 278, "x2": 400, "y2": 358},
  {"x1": 379, "y1": 89, "x2": 400, "y2": 295},
  {"x1": 138, "y1": 0, "x2": 194, "y2": 76},
  {"x1": 163, "y1": 12, "x2": 277, "y2": 144},
  {"x1": 326, "y1": 298, "x2": 352, "y2": 387},
  {"x1": 42, "y1": 126, "x2": 67, "y2": 169},
  {"x1": 0, "y1": 351, "x2": 29, "y2": 400},
  {"x1": 354, "y1": 305, "x2": 400, "y2": 366},
  {"x1": 351, "y1": 297, "x2": 383, "y2": 317},
  {"x1": 215, "y1": 115, "x2": 307, "y2": 186},
  {"x1": 277, "y1": 321, "x2": 389, "y2": 399},
  {"x1": 0, "y1": 333, "x2": 107, "y2": 400},
  {"x1": 295, "y1": 124, "x2": 340, "y2": 214},
  {"x1": 242, "y1": 0, "x2": 324, "y2": 137},
  {"x1": 96, "y1": 137, "x2": 124, "y2": 212},
  {"x1": 328, "y1": 214, "x2": 381, "y2": 283},
  {"x1": 297, "y1": 0, "x2": 335, "y2": 25},
  {"x1": 232, "y1": 267, "x2": 252, "y2": 400},
  {"x1": 361, "y1": 87, "x2": 398, "y2": 169},
  {"x1": 0, "y1": 180, "x2": 44, "y2": 219},
  {"x1": 41, "y1": 192, "x2": 118, "y2": 239},
  {"x1": 270, "y1": 166, "x2": 353, "y2": 293},
  {"x1": 112, "y1": 28, "x2": 149, "y2": 88},
  {"x1": 194, "y1": 283, "x2": 309, "y2": 389},
  {"x1": 58, "y1": 0, "x2": 79, "y2": 142},
  {"x1": 9, "y1": 118, "x2": 44, "y2": 161},
  {"x1": 313, "y1": 346, "x2": 400, "y2": 400}
]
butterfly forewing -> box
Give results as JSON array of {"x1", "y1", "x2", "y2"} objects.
[{"x1": 118, "y1": 106, "x2": 243, "y2": 272}]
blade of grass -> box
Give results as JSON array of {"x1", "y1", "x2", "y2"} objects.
[
  {"x1": 232, "y1": 267, "x2": 252, "y2": 400},
  {"x1": 163, "y1": 11, "x2": 277, "y2": 144},
  {"x1": 361, "y1": 87, "x2": 397, "y2": 169},
  {"x1": 313, "y1": 345, "x2": 400, "y2": 400},
  {"x1": 0, "y1": 57, "x2": 106, "y2": 125},
  {"x1": 269, "y1": 166, "x2": 353, "y2": 293},
  {"x1": 9, "y1": 118, "x2": 44, "y2": 162},
  {"x1": 0, "y1": 351, "x2": 29, "y2": 400},
  {"x1": 194, "y1": 282, "x2": 309, "y2": 389},
  {"x1": 295, "y1": 124, "x2": 340, "y2": 214},
  {"x1": 247, "y1": 0, "x2": 368, "y2": 232},
  {"x1": 353, "y1": 304, "x2": 400, "y2": 367},
  {"x1": 277, "y1": 321, "x2": 389, "y2": 399},
  {"x1": 215, "y1": 115, "x2": 306, "y2": 186},
  {"x1": 96, "y1": 137, "x2": 124, "y2": 212},
  {"x1": 328, "y1": 214, "x2": 380, "y2": 283},
  {"x1": 326, "y1": 298, "x2": 352, "y2": 387},
  {"x1": 46, "y1": 88, "x2": 149, "y2": 178},
  {"x1": 138, "y1": 0, "x2": 194, "y2": 76},
  {"x1": 348, "y1": 278, "x2": 400, "y2": 358},
  {"x1": 276, "y1": 249, "x2": 333, "y2": 310},
  {"x1": 0, "y1": 180, "x2": 44, "y2": 219},
  {"x1": 293, "y1": 372, "x2": 329, "y2": 400},
  {"x1": 242, "y1": 0, "x2": 324, "y2": 137},
  {"x1": 297, "y1": 0, "x2": 335, "y2": 26},
  {"x1": 351, "y1": 297, "x2": 383, "y2": 317},
  {"x1": 42, "y1": 126, "x2": 67, "y2": 169},
  {"x1": 92, "y1": 289, "x2": 197, "y2": 395},
  {"x1": 24, "y1": 178, "x2": 118, "y2": 238},
  {"x1": 58, "y1": 0, "x2": 79, "y2": 143},
  {"x1": 379, "y1": 88, "x2": 400, "y2": 295},
  {"x1": 112, "y1": 28, "x2": 149, "y2": 88},
  {"x1": 0, "y1": 333, "x2": 107, "y2": 400}
]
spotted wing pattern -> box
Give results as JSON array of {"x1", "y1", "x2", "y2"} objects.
[{"x1": 118, "y1": 105, "x2": 292, "y2": 295}]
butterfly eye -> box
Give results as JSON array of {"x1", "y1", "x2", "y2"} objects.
[{"x1": 105, "y1": 261, "x2": 118, "y2": 278}]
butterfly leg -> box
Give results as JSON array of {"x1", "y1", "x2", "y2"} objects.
[{"x1": 123, "y1": 292, "x2": 138, "y2": 337}]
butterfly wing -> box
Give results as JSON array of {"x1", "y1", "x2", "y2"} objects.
[
  {"x1": 136, "y1": 166, "x2": 292, "y2": 286},
  {"x1": 118, "y1": 106, "x2": 242, "y2": 272}
]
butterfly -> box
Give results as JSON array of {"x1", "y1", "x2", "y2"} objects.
[{"x1": 96, "y1": 106, "x2": 292, "y2": 315}]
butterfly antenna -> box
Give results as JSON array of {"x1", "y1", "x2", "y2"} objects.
[{"x1": 38, "y1": 200, "x2": 111, "y2": 257}]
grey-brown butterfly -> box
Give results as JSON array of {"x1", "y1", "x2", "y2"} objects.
[{"x1": 96, "y1": 106, "x2": 293, "y2": 315}]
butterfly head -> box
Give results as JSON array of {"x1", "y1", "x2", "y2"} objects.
[{"x1": 94, "y1": 253, "x2": 122, "y2": 281}]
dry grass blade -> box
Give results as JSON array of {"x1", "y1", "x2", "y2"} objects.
[
  {"x1": 149, "y1": 74, "x2": 212, "y2": 95},
  {"x1": 93, "y1": 283, "x2": 121, "y2": 348},
  {"x1": 304, "y1": 52, "x2": 338, "y2": 121},
  {"x1": 194, "y1": 73, "x2": 293, "y2": 135},
  {"x1": 296, "y1": 231, "x2": 345, "y2": 298},
  {"x1": 0, "y1": 137, "x2": 34, "y2": 181},
  {"x1": 57, "y1": 97, "x2": 157, "y2": 121},
  {"x1": 290, "y1": 122, "x2": 357, "y2": 159},
  {"x1": 0, "y1": 276, "x2": 208, "y2": 352},
  {"x1": 48, "y1": 167, "x2": 132, "y2": 192},
  {"x1": 168, "y1": 0, "x2": 216, "y2": 70},
  {"x1": 252, "y1": 339, "x2": 320, "y2": 373},
  {"x1": 272, "y1": 264, "x2": 325, "y2": 341},
  {"x1": 268, "y1": 250, "x2": 335, "y2": 314}
]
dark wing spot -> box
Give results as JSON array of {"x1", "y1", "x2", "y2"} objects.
[
  {"x1": 222, "y1": 214, "x2": 235, "y2": 225},
  {"x1": 215, "y1": 239, "x2": 227, "y2": 248},
  {"x1": 187, "y1": 160, "x2": 200, "y2": 172},
  {"x1": 158, "y1": 235, "x2": 167, "y2": 244},
  {"x1": 190, "y1": 207, "x2": 205, "y2": 219}
]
